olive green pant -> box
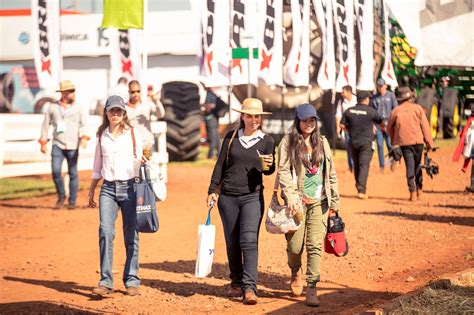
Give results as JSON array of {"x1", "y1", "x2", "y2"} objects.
[{"x1": 285, "y1": 201, "x2": 328, "y2": 284}]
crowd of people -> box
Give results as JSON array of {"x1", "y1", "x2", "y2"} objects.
[{"x1": 37, "y1": 78, "x2": 473, "y2": 307}]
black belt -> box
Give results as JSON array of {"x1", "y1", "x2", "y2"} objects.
[{"x1": 104, "y1": 178, "x2": 138, "y2": 185}]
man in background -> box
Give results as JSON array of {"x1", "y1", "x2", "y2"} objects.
[
  {"x1": 388, "y1": 87, "x2": 434, "y2": 201},
  {"x1": 336, "y1": 85, "x2": 357, "y2": 173},
  {"x1": 371, "y1": 78, "x2": 398, "y2": 172},
  {"x1": 39, "y1": 80, "x2": 89, "y2": 209},
  {"x1": 126, "y1": 80, "x2": 165, "y2": 151},
  {"x1": 341, "y1": 91, "x2": 382, "y2": 199}
]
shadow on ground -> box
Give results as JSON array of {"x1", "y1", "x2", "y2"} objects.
[
  {"x1": 0, "y1": 301, "x2": 99, "y2": 314},
  {"x1": 360, "y1": 211, "x2": 474, "y2": 227},
  {"x1": 3, "y1": 276, "x2": 97, "y2": 300}
]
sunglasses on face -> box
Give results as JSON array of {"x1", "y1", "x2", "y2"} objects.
[{"x1": 130, "y1": 90, "x2": 141, "y2": 94}]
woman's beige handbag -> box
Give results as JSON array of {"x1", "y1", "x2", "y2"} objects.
[{"x1": 265, "y1": 173, "x2": 302, "y2": 234}]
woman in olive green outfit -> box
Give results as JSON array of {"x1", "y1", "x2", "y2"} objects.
[{"x1": 277, "y1": 103, "x2": 340, "y2": 307}]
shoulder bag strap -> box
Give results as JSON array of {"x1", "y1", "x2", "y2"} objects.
[
  {"x1": 226, "y1": 129, "x2": 238, "y2": 164},
  {"x1": 131, "y1": 128, "x2": 137, "y2": 159}
]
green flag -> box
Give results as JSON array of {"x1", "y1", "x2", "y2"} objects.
[
  {"x1": 101, "y1": 0, "x2": 144, "y2": 29},
  {"x1": 232, "y1": 48, "x2": 259, "y2": 59}
]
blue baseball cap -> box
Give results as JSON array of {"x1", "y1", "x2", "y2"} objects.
[
  {"x1": 105, "y1": 95, "x2": 126, "y2": 112},
  {"x1": 296, "y1": 103, "x2": 318, "y2": 120},
  {"x1": 377, "y1": 78, "x2": 386, "y2": 87}
]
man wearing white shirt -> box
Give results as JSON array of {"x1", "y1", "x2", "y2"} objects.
[{"x1": 336, "y1": 85, "x2": 357, "y2": 172}]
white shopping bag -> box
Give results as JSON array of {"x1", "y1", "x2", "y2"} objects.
[{"x1": 195, "y1": 209, "x2": 216, "y2": 278}]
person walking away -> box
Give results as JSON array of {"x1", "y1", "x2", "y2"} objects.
[
  {"x1": 453, "y1": 105, "x2": 474, "y2": 192},
  {"x1": 206, "y1": 98, "x2": 275, "y2": 305},
  {"x1": 371, "y1": 78, "x2": 398, "y2": 172},
  {"x1": 88, "y1": 95, "x2": 144, "y2": 297},
  {"x1": 335, "y1": 85, "x2": 357, "y2": 173},
  {"x1": 341, "y1": 91, "x2": 382, "y2": 199},
  {"x1": 39, "y1": 80, "x2": 89, "y2": 209},
  {"x1": 203, "y1": 88, "x2": 221, "y2": 159},
  {"x1": 278, "y1": 103, "x2": 340, "y2": 307},
  {"x1": 388, "y1": 87, "x2": 434, "y2": 201},
  {"x1": 126, "y1": 80, "x2": 165, "y2": 151}
]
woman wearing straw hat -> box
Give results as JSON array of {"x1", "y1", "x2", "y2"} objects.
[{"x1": 206, "y1": 98, "x2": 275, "y2": 305}]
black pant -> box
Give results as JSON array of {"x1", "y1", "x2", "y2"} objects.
[
  {"x1": 217, "y1": 191, "x2": 264, "y2": 293},
  {"x1": 350, "y1": 142, "x2": 374, "y2": 194},
  {"x1": 205, "y1": 114, "x2": 220, "y2": 159},
  {"x1": 401, "y1": 144, "x2": 424, "y2": 192}
]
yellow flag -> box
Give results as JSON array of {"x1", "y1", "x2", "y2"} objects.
[{"x1": 101, "y1": 0, "x2": 144, "y2": 29}]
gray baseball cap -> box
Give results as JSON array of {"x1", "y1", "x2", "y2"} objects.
[{"x1": 105, "y1": 95, "x2": 126, "y2": 112}]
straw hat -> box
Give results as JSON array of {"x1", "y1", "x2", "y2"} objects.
[
  {"x1": 56, "y1": 80, "x2": 75, "y2": 92},
  {"x1": 232, "y1": 98, "x2": 272, "y2": 115}
]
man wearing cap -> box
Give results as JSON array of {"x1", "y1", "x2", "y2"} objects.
[
  {"x1": 388, "y1": 87, "x2": 434, "y2": 201},
  {"x1": 336, "y1": 85, "x2": 357, "y2": 173},
  {"x1": 203, "y1": 87, "x2": 226, "y2": 159},
  {"x1": 39, "y1": 80, "x2": 90, "y2": 209},
  {"x1": 341, "y1": 91, "x2": 382, "y2": 199},
  {"x1": 371, "y1": 78, "x2": 398, "y2": 172}
]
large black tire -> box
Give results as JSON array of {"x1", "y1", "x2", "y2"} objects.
[
  {"x1": 161, "y1": 81, "x2": 201, "y2": 161},
  {"x1": 416, "y1": 87, "x2": 439, "y2": 139},
  {"x1": 441, "y1": 88, "x2": 459, "y2": 139},
  {"x1": 0, "y1": 72, "x2": 14, "y2": 113}
]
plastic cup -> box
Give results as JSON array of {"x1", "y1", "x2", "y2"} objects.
[{"x1": 260, "y1": 155, "x2": 270, "y2": 171}]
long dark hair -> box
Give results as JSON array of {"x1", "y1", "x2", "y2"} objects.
[
  {"x1": 96, "y1": 109, "x2": 132, "y2": 139},
  {"x1": 287, "y1": 116, "x2": 324, "y2": 170}
]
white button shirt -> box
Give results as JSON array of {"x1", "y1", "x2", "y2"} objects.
[{"x1": 92, "y1": 127, "x2": 143, "y2": 181}]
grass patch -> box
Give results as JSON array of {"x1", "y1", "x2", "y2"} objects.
[
  {"x1": 389, "y1": 282, "x2": 474, "y2": 315},
  {"x1": 0, "y1": 177, "x2": 56, "y2": 200}
]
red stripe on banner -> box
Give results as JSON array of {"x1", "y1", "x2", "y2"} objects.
[
  {"x1": 206, "y1": 51, "x2": 213, "y2": 75},
  {"x1": 295, "y1": 51, "x2": 301, "y2": 73},
  {"x1": 260, "y1": 50, "x2": 272, "y2": 70}
]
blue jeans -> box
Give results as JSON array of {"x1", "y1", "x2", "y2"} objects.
[
  {"x1": 51, "y1": 145, "x2": 78, "y2": 204},
  {"x1": 375, "y1": 126, "x2": 393, "y2": 169},
  {"x1": 98, "y1": 179, "x2": 140, "y2": 289},
  {"x1": 343, "y1": 131, "x2": 354, "y2": 171},
  {"x1": 218, "y1": 192, "x2": 264, "y2": 294}
]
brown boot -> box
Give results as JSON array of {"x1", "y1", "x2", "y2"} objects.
[
  {"x1": 306, "y1": 285, "x2": 320, "y2": 307},
  {"x1": 290, "y1": 269, "x2": 304, "y2": 296},
  {"x1": 409, "y1": 191, "x2": 417, "y2": 202},
  {"x1": 243, "y1": 289, "x2": 258, "y2": 305}
]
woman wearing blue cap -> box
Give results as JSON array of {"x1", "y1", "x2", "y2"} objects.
[
  {"x1": 88, "y1": 95, "x2": 144, "y2": 297},
  {"x1": 277, "y1": 103, "x2": 340, "y2": 307}
]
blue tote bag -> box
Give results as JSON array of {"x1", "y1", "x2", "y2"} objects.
[{"x1": 135, "y1": 164, "x2": 159, "y2": 233}]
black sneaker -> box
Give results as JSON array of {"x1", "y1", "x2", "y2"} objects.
[{"x1": 54, "y1": 198, "x2": 65, "y2": 209}]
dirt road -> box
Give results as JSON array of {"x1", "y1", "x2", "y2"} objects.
[{"x1": 0, "y1": 144, "x2": 473, "y2": 313}]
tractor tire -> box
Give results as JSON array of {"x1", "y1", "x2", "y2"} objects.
[
  {"x1": 416, "y1": 87, "x2": 439, "y2": 139},
  {"x1": 441, "y1": 88, "x2": 459, "y2": 139},
  {"x1": 34, "y1": 97, "x2": 56, "y2": 113},
  {"x1": 429, "y1": 103, "x2": 439, "y2": 140},
  {"x1": 161, "y1": 81, "x2": 201, "y2": 161}
]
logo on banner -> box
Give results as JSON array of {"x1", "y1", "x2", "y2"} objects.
[
  {"x1": 294, "y1": 0, "x2": 305, "y2": 73},
  {"x1": 231, "y1": 0, "x2": 245, "y2": 73},
  {"x1": 261, "y1": 0, "x2": 275, "y2": 70},
  {"x1": 38, "y1": 0, "x2": 52, "y2": 75},
  {"x1": 119, "y1": 30, "x2": 133, "y2": 76},
  {"x1": 205, "y1": 0, "x2": 215, "y2": 75},
  {"x1": 336, "y1": 0, "x2": 349, "y2": 82}
]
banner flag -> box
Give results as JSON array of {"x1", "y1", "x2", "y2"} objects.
[
  {"x1": 284, "y1": 0, "x2": 310, "y2": 87},
  {"x1": 199, "y1": 0, "x2": 230, "y2": 87},
  {"x1": 333, "y1": 0, "x2": 356, "y2": 92},
  {"x1": 355, "y1": 0, "x2": 375, "y2": 91},
  {"x1": 380, "y1": 0, "x2": 398, "y2": 88},
  {"x1": 101, "y1": 0, "x2": 144, "y2": 30},
  {"x1": 230, "y1": 0, "x2": 259, "y2": 86},
  {"x1": 109, "y1": 28, "x2": 142, "y2": 86},
  {"x1": 386, "y1": 0, "x2": 473, "y2": 67},
  {"x1": 31, "y1": 0, "x2": 61, "y2": 89},
  {"x1": 257, "y1": 0, "x2": 283, "y2": 86},
  {"x1": 313, "y1": 0, "x2": 336, "y2": 90}
]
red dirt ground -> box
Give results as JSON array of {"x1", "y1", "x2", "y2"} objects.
[{"x1": 0, "y1": 143, "x2": 473, "y2": 314}]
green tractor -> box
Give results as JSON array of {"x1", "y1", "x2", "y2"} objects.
[{"x1": 390, "y1": 19, "x2": 473, "y2": 139}]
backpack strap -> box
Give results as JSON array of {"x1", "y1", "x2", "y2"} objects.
[{"x1": 226, "y1": 129, "x2": 238, "y2": 164}]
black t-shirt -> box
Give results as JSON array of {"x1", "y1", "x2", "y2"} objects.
[
  {"x1": 208, "y1": 130, "x2": 275, "y2": 196},
  {"x1": 340, "y1": 104, "x2": 382, "y2": 147}
]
